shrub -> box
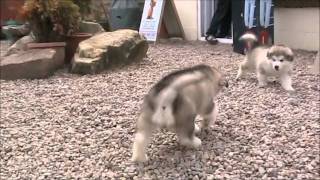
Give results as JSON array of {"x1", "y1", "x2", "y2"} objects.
[{"x1": 22, "y1": 0, "x2": 81, "y2": 42}]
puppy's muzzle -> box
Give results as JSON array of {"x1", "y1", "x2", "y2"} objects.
[{"x1": 274, "y1": 65, "x2": 279, "y2": 71}]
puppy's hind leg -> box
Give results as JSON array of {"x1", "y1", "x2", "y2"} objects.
[
  {"x1": 236, "y1": 61, "x2": 249, "y2": 80},
  {"x1": 257, "y1": 71, "x2": 268, "y2": 87},
  {"x1": 201, "y1": 101, "x2": 218, "y2": 129},
  {"x1": 132, "y1": 113, "x2": 154, "y2": 162},
  {"x1": 176, "y1": 114, "x2": 202, "y2": 148}
]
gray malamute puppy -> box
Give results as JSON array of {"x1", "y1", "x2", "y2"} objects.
[{"x1": 132, "y1": 64, "x2": 228, "y2": 162}]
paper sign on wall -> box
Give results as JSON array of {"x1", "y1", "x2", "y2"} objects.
[
  {"x1": 139, "y1": 0, "x2": 165, "y2": 42},
  {"x1": 139, "y1": 0, "x2": 185, "y2": 42}
]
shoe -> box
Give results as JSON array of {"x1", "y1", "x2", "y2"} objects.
[{"x1": 205, "y1": 35, "x2": 218, "y2": 45}]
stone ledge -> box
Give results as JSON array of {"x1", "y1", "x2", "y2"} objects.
[
  {"x1": 0, "y1": 48, "x2": 64, "y2": 80},
  {"x1": 27, "y1": 42, "x2": 66, "y2": 49}
]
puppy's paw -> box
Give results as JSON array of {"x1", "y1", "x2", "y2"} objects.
[
  {"x1": 258, "y1": 82, "x2": 268, "y2": 87},
  {"x1": 191, "y1": 137, "x2": 202, "y2": 148},
  {"x1": 179, "y1": 136, "x2": 201, "y2": 148},
  {"x1": 194, "y1": 124, "x2": 201, "y2": 134},
  {"x1": 132, "y1": 153, "x2": 148, "y2": 162},
  {"x1": 284, "y1": 87, "x2": 295, "y2": 92}
]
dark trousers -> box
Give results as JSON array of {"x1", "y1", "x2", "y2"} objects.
[{"x1": 206, "y1": 0, "x2": 232, "y2": 37}]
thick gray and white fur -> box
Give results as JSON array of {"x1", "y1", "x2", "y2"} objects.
[
  {"x1": 132, "y1": 64, "x2": 228, "y2": 162},
  {"x1": 236, "y1": 33, "x2": 295, "y2": 92}
]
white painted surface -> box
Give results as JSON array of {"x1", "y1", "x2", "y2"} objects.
[
  {"x1": 174, "y1": 0, "x2": 198, "y2": 40},
  {"x1": 274, "y1": 8, "x2": 320, "y2": 51}
]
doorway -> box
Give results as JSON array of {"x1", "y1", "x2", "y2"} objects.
[{"x1": 197, "y1": 0, "x2": 233, "y2": 44}]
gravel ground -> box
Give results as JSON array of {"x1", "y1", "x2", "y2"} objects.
[{"x1": 1, "y1": 41, "x2": 319, "y2": 179}]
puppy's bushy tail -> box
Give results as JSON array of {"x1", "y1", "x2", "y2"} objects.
[
  {"x1": 151, "y1": 72, "x2": 205, "y2": 127},
  {"x1": 239, "y1": 32, "x2": 258, "y2": 52}
]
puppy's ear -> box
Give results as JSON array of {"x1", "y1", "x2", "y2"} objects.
[
  {"x1": 266, "y1": 51, "x2": 272, "y2": 59},
  {"x1": 286, "y1": 54, "x2": 294, "y2": 61},
  {"x1": 286, "y1": 48, "x2": 294, "y2": 61}
]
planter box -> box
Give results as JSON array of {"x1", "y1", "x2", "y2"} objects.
[
  {"x1": 1, "y1": 48, "x2": 62, "y2": 80},
  {"x1": 27, "y1": 42, "x2": 66, "y2": 69},
  {"x1": 65, "y1": 33, "x2": 92, "y2": 64}
]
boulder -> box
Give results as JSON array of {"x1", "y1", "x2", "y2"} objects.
[
  {"x1": 71, "y1": 29, "x2": 148, "y2": 74},
  {"x1": 4, "y1": 35, "x2": 35, "y2": 56},
  {"x1": 1, "y1": 48, "x2": 64, "y2": 80},
  {"x1": 27, "y1": 42, "x2": 66, "y2": 69}
]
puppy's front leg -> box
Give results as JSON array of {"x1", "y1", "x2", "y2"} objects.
[
  {"x1": 132, "y1": 113, "x2": 153, "y2": 162},
  {"x1": 236, "y1": 61, "x2": 248, "y2": 80},
  {"x1": 201, "y1": 101, "x2": 218, "y2": 129},
  {"x1": 280, "y1": 74, "x2": 295, "y2": 92},
  {"x1": 257, "y1": 71, "x2": 268, "y2": 87},
  {"x1": 236, "y1": 66, "x2": 244, "y2": 80}
]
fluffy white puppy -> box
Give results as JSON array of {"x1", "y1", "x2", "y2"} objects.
[{"x1": 236, "y1": 33, "x2": 295, "y2": 92}]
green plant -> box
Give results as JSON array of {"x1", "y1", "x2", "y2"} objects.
[
  {"x1": 22, "y1": 0, "x2": 81, "y2": 42},
  {"x1": 72, "y1": 0, "x2": 92, "y2": 20}
]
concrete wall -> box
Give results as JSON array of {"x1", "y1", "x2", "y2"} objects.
[
  {"x1": 274, "y1": 8, "x2": 320, "y2": 51},
  {"x1": 174, "y1": 0, "x2": 198, "y2": 40}
]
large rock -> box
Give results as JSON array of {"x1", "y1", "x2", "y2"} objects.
[
  {"x1": 71, "y1": 29, "x2": 148, "y2": 74},
  {"x1": 27, "y1": 42, "x2": 66, "y2": 69},
  {"x1": 4, "y1": 35, "x2": 35, "y2": 56},
  {"x1": 1, "y1": 48, "x2": 63, "y2": 80}
]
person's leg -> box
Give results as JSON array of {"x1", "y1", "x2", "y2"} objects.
[
  {"x1": 217, "y1": 0, "x2": 232, "y2": 38},
  {"x1": 206, "y1": 0, "x2": 231, "y2": 36}
]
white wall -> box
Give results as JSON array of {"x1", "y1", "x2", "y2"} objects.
[
  {"x1": 274, "y1": 8, "x2": 320, "y2": 51},
  {"x1": 174, "y1": 0, "x2": 198, "y2": 40}
]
